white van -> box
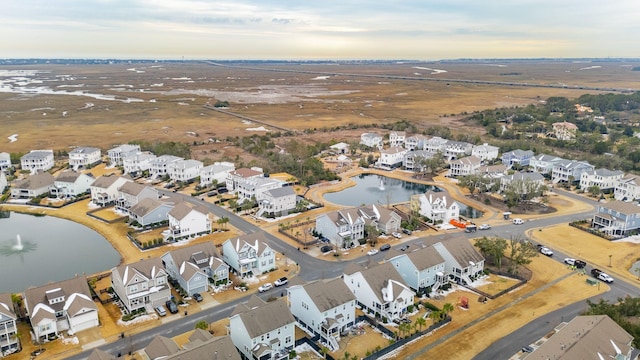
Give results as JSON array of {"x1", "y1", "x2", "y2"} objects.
[{"x1": 513, "y1": 218, "x2": 524, "y2": 225}]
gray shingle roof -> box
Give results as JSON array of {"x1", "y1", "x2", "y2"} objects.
[
  {"x1": 303, "y1": 278, "x2": 355, "y2": 312},
  {"x1": 13, "y1": 172, "x2": 55, "y2": 190},
  {"x1": 232, "y1": 296, "x2": 295, "y2": 338},
  {"x1": 144, "y1": 335, "x2": 180, "y2": 359}
]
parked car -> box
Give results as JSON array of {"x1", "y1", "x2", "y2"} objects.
[
  {"x1": 539, "y1": 247, "x2": 553, "y2": 256},
  {"x1": 513, "y1": 218, "x2": 524, "y2": 225},
  {"x1": 367, "y1": 248, "x2": 379, "y2": 256},
  {"x1": 478, "y1": 224, "x2": 491, "y2": 230},
  {"x1": 402, "y1": 228, "x2": 412, "y2": 235},
  {"x1": 258, "y1": 283, "x2": 273, "y2": 293},
  {"x1": 392, "y1": 232, "x2": 402, "y2": 239},
  {"x1": 320, "y1": 245, "x2": 333, "y2": 253},
  {"x1": 399, "y1": 244, "x2": 410, "y2": 251},
  {"x1": 155, "y1": 305, "x2": 167, "y2": 317},
  {"x1": 522, "y1": 345, "x2": 534, "y2": 353},
  {"x1": 274, "y1": 277, "x2": 288, "y2": 287},
  {"x1": 591, "y1": 268, "x2": 614, "y2": 283},
  {"x1": 165, "y1": 300, "x2": 179, "y2": 314},
  {"x1": 564, "y1": 258, "x2": 587, "y2": 268},
  {"x1": 380, "y1": 244, "x2": 391, "y2": 251},
  {"x1": 192, "y1": 293, "x2": 203, "y2": 302}
]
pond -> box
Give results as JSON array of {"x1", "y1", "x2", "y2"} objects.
[
  {"x1": 322, "y1": 173, "x2": 482, "y2": 218},
  {"x1": 0, "y1": 212, "x2": 121, "y2": 293}
]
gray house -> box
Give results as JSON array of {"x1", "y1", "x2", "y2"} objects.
[
  {"x1": 385, "y1": 246, "x2": 446, "y2": 293},
  {"x1": 128, "y1": 198, "x2": 173, "y2": 227},
  {"x1": 433, "y1": 237, "x2": 485, "y2": 285},
  {"x1": 501, "y1": 149, "x2": 534, "y2": 168},
  {"x1": 161, "y1": 242, "x2": 229, "y2": 295}
]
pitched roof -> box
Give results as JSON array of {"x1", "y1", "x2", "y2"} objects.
[
  {"x1": 435, "y1": 237, "x2": 484, "y2": 267},
  {"x1": 119, "y1": 181, "x2": 148, "y2": 196},
  {"x1": 421, "y1": 190, "x2": 458, "y2": 209},
  {"x1": 303, "y1": 278, "x2": 355, "y2": 312},
  {"x1": 188, "y1": 328, "x2": 214, "y2": 343},
  {"x1": 226, "y1": 232, "x2": 272, "y2": 256},
  {"x1": 354, "y1": 262, "x2": 412, "y2": 303},
  {"x1": 231, "y1": 168, "x2": 263, "y2": 178},
  {"x1": 168, "y1": 336, "x2": 241, "y2": 360},
  {"x1": 24, "y1": 276, "x2": 95, "y2": 319},
  {"x1": 599, "y1": 200, "x2": 640, "y2": 215},
  {"x1": 13, "y1": 172, "x2": 55, "y2": 190},
  {"x1": 406, "y1": 246, "x2": 445, "y2": 270},
  {"x1": 163, "y1": 242, "x2": 220, "y2": 268},
  {"x1": 264, "y1": 186, "x2": 296, "y2": 198},
  {"x1": 232, "y1": 297, "x2": 294, "y2": 338},
  {"x1": 91, "y1": 174, "x2": 131, "y2": 189},
  {"x1": 69, "y1": 147, "x2": 100, "y2": 155},
  {"x1": 0, "y1": 293, "x2": 16, "y2": 320},
  {"x1": 87, "y1": 349, "x2": 116, "y2": 360},
  {"x1": 128, "y1": 198, "x2": 169, "y2": 218},
  {"x1": 144, "y1": 335, "x2": 180, "y2": 359},
  {"x1": 22, "y1": 150, "x2": 53, "y2": 160},
  {"x1": 56, "y1": 170, "x2": 86, "y2": 183},
  {"x1": 451, "y1": 155, "x2": 481, "y2": 166},
  {"x1": 114, "y1": 258, "x2": 165, "y2": 285},
  {"x1": 168, "y1": 201, "x2": 209, "y2": 221}
]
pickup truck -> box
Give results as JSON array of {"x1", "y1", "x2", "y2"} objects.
[{"x1": 591, "y1": 268, "x2": 614, "y2": 283}]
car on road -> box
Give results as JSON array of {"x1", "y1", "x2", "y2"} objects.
[
  {"x1": 513, "y1": 218, "x2": 524, "y2": 225},
  {"x1": 192, "y1": 293, "x2": 203, "y2": 302},
  {"x1": 399, "y1": 245, "x2": 410, "y2": 251},
  {"x1": 591, "y1": 268, "x2": 614, "y2": 283},
  {"x1": 155, "y1": 305, "x2": 167, "y2": 317},
  {"x1": 478, "y1": 224, "x2": 491, "y2": 230},
  {"x1": 274, "y1": 277, "x2": 288, "y2": 287},
  {"x1": 165, "y1": 300, "x2": 179, "y2": 314},
  {"x1": 367, "y1": 248, "x2": 379, "y2": 256},
  {"x1": 258, "y1": 283, "x2": 273, "y2": 293},
  {"x1": 464, "y1": 224, "x2": 477, "y2": 233},
  {"x1": 564, "y1": 258, "x2": 586, "y2": 268},
  {"x1": 380, "y1": 244, "x2": 391, "y2": 251},
  {"x1": 392, "y1": 232, "x2": 402, "y2": 239},
  {"x1": 539, "y1": 247, "x2": 553, "y2": 256},
  {"x1": 522, "y1": 345, "x2": 534, "y2": 353}
]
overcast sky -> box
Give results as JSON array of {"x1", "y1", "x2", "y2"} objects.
[{"x1": 2, "y1": 0, "x2": 639, "y2": 60}]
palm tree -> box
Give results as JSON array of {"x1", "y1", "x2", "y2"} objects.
[
  {"x1": 320, "y1": 345, "x2": 329, "y2": 359},
  {"x1": 442, "y1": 302, "x2": 454, "y2": 318},
  {"x1": 415, "y1": 317, "x2": 427, "y2": 332},
  {"x1": 429, "y1": 310, "x2": 442, "y2": 323}
]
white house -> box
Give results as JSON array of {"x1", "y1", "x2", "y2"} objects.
[
  {"x1": 49, "y1": 170, "x2": 94, "y2": 199},
  {"x1": 552, "y1": 121, "x2": 578, "y2": 141},
  {"x1": 471, "y1": 143, "x2": 499, "y2": 162},
  {"x1": 411, "y1": 190, "x2": 460, "y2": 224},
  {"x1": 122, "y1": 151, "x2": 157, "y2": 175},
  {"x1": 226, "y1": 167, "x2": 264, "y2": 192},
  {"x1": 315, "y1": 208, "x2": 365, "y2": 249},
  {"x1": 68, "y1": 147, "x2": 101, "y2": 171},
  {"x1": 149, "y1": 155, "x2": 183, "y2": 179},
  {"x1": 168, "y1": 159, "x2": 203, "y2": 182},
  {"x1": 128, "y1": 198, "x2": 173, "y2": 227},
  {"x1": 342, "y1": 262, "x2": 415, "y2": 322},
  {"x1": 116, "y1": 182, "x2": 158, "y2": 212},
  {"x1": 329, "y1": 142, "x2": 350, "y2": 154},
  {"x1": 10, "y1": 172, "x2": 55, "y2": 198},
  {"x1": 580, "y1": 168, "x2": 624, "y2": 192},
  {"x1": 385, "y1": 246, "x2": 446, "y2": 293},
  {"x1": 529, "y1": 154, "x2": 565, "y2": 175},
  {"x1": 0, "y1": 152, "x2": 11, "y2": 171},
  {"x1": 443, "y1": 140, "x2": 473, "y2": 160},
  {"x1": 20, "y1": 150, "x2": 54, "y2": 174},
  {"x1": 614, "y1": 174, "x2": 640, "y2": 201},
  {"x1": 448, "y1": 156, "x2": 482, "y2": 177},
  {"x1": 167, "y1": 202, "x2": 212, "y2": 241},
  {"x1": 229, "y1": 296, "x2": 295, "y2": 360},
  {"x1": 433, "y1": 237, "x2": 485, "y2": 285},
  {"x1": 388, "y1": 131, "x2": 406, "y2": 147},
  {"x1": 234, "y1": 176, "x2": 283, "y2": 203},
  {"x1": 199, "y1": 161, "x2": 235, "y2": 187},
  {"x1": 360, "y1": 133, "x2": 383, "y2": 149},
  {"x1": 110, "y1": 258, "x2": 171, "y2": 313},
  {"x1": 551, "y1": 160, "x2": 595, "y2": 184},
  {"x1": 501, "y1": 149, "x2": 534, "y2": 168},
  {"x1": 161, "y1": 242, "x2": 228, "y2": 296},
  {"x1": 221, "y1": 233, "x2": 276, "y2": 276},
  {"x1": 24, "y1": 276, "x2": 99, "y2": 342},
  {"x1": 288, "y1": 278, "x2": 356, "y2": 351},
  {"x1": 403, "y1": 150, "x2": 434, "y2": 171},
  {"x1": 376, "y1": 146, "x2": 408, "y2": 169},
  {"x1": 257, "y1": 186, "x2": 297, "y2": 217},
  {"x1": 404, "y1": 134, "x2": 430, "y2": 151},
  {"x1": 0, "y1": 293, "x2": 19, "y2": 356},
  {"x1": 89, "y1": 174, "x2": 133, "y2": 207},
  {"x1": 424, "y1": 137, "x2": 448, "y2": 154},
  {"x1": 107, "y1": 144, "x2": 141, "y2": 167}
]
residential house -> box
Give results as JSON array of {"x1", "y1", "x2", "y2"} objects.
[
  {"x1": 388, "y1": 131, "x2": 406, "y2": 147},
  {"x1": 87, "y1": 349, "x2": 116, "y2": 360},
  {"x1": 551, "y1": 160, "x2": 595, "y2": 184},
  {"x1": 167, "y1": 202, "x2": 212, "y2": 240},
  {"x1": 116, "y1": 182, "x2": 158, "y2": 212},
  {"x1": 411, "y1": 190, "x2": 460, "y2": 224},
  {"x1": 288, "y1": 278, "x2": 356, "y2": 350},
  {"x1": 499, "y1": 172, "x2": 546, "y2": 193},
  {"x1": 257, "y1": 186, "x2": 297, "y2": 217},
  {"x1": 527, "y1": 315, "x2": 633, "y2": 359},
  {"x1": 385, "y1": 246, "x2": 446, "y2": 293},
  {"x1": 529, "y1": 154, "x2": 565, "y2": 175},
  {"x1": 199, "y1": 161, "x2": 235, "y2": 187},
  {"x1": 20, "y1": 150, "x2": 54, "y2": 174},
  {"x1": 342, "y1": 262, "x2": 415, "y2": 322},
  {"x1": 443, "y1": 140, "x2": 473, "y2": 160},
  {"x1": 23, "y1": 276, "x2": 99, "y2": 342},
  {"x1": 221, "y1": 233, "x2": 276, "y2": 276},
  {"x1": 424, "y1": 137, "x2": 448, "y2": 155},
  {"x1": 49, "y1": 170, "x2": 94, "y2": 199},
  {"x1": 329, "y1": 142, "x2": 350, "y2": 154},
  {"x1": 89, "y1": 174, "x2": 132, "y2": 207},
  {"x1": 315, "y1": 208, "x2": 365, "y2": 248},
  {"x1": 226, "y1": 167, "x2": 264, "y2": 192},
  {"x1": 128, "y1": 198, "x2": 173, "y2": 227},
  {"x1": 68, "y1": 147, "x2": 101, "y2": 171},
  {"x1": 160, "y1": 335, "x2": 241, "y2": 360},
  {"x1": 614, "y1": 174, "x2": 640, "y2": 201},
  {"x1": 552, "y1": 121, "x2": 578, "y2": 141},
  {"x1": 433, "y1": 237, "x2": 485, "y2": 285},
  {"x1": 403, "y1": 150, "x2": 433, "y2": 171},
  {"x1": 161, "y1": 242, "x2": 229, "y2": 295},
  {"x1": 10, "y1": 172, "x2": 55, "y2": 198},
  {"x1": 580, "y1": 168, "x2": 624, "y2": 192},
  {"x1": 229, "y1": 296, "x2": 296, "y2": 360},
  {"x1": 167, "y1": 159, "x2": 203, "y2": 182},
  {"x1": 149, "y1": 155, "x2": 183, "y2": 179},
  {"x1": 360, "y1": 132, "x2": 383, "y2": 149},
  {"x1": 448, "y1": 156, "x2": 482, "y2": 177},
  {"x1": 234, "y1": 176, "x2": 283, "y2": 203},
  {"x1": 471, "y1": 143, "x2": 499, "y2": 162},
  {"x1": 0, "y1": 152, "x2": 11, "y2": 172},
  {"x1": 592, "y1": 201, "x2": 640, "y2": 237},
  {"x1": 403, "y1": 134, "x2": 430, "y2": 151},
  {"x1": 111, "y1": 258, "x2": 171, "y2": 313},
  {"x1": 144, "y1": 335, "x2": 180, "y2": 360},
  {"x1": 107, "y1": 144, "x2": 141, "y2": 167},
  {"x1": 501, "y1": 149, "x2": 534, "y2": 168},
  {"x1": 0, "y1": 293, "x2": 19, "y2": 356},
  {"x1": 122, "y1": 151, "x2": 156, "y2": 175},
  {"x1": 376, "y1": 146, "x2": 408, "y2": 169},
  {"x1": 357, "y1": 204, "x2": 402, "y2": 235}
]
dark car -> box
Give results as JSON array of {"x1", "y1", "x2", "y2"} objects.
[
  {"x1": 165, "y1": 300, "x2": 179, "y2": 314},
  {"x1": 380, "y1": 244, "x2": 391, "y2": 251},
  {"x1": 402, "y1": 228, "x2": 412, "y2": 235},
  {"x1": 399, "y1": 245, "x2": 410, "y2": 251},
  {"x1": 321, "y1": 245, "x2": 333, "y2": 253},
  {"x1": 522, "y1": 345, "x2": 534, "y2": 353},
  {"x1": 192, "y1": 293, "x2": 203, "y2": 302}
]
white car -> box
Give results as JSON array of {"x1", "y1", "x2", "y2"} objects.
[
  {"x1": 539, "y1": 247, "x2": 553, "y2": 256},
  {"x1": 367, "y1": 249, "x2": 379, "y2": 256},
  {"x1": 478, "y1": 224, "x2": 491, "y2": 230},
  {"x1": 258, "y1": 283, "x2": 273, "y2": 293},
  {"x1": 597, "y1": 273, "x2": 614, "y2": 283},
  {"x1": 274, "y1": 277, "x2": 288, "y2": 287},
  {"x1": 392, "y1": 232, "x2": 402, "y2": 239},
  {"x1": 513, "y1": 218, "x2": 524, "y2": 225}
]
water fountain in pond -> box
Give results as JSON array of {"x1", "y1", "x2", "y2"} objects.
[
  {"x1": 13, "y1": 234, "x2": 23, "y2": 251},
  {"x1": 0, "y1": 234, "x2": 36, "y2": 256},
  {"x1": 378, "y1": 179, "x2": 385, "y2": 191}
]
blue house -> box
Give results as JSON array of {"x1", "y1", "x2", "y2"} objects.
[
  {"x1": 501, "y1": 149, "x2": 534, "y2": 168},
  {"x1": 592, "y1": 201, "x2": 640, "y2": 238},
  {"x1": 385, "y1": 246, "x2": 446, "y2": 294}
]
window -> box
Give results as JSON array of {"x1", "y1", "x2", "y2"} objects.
[{"x1": 285, "y1": 336, "x2": 292, "y2": 344}]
